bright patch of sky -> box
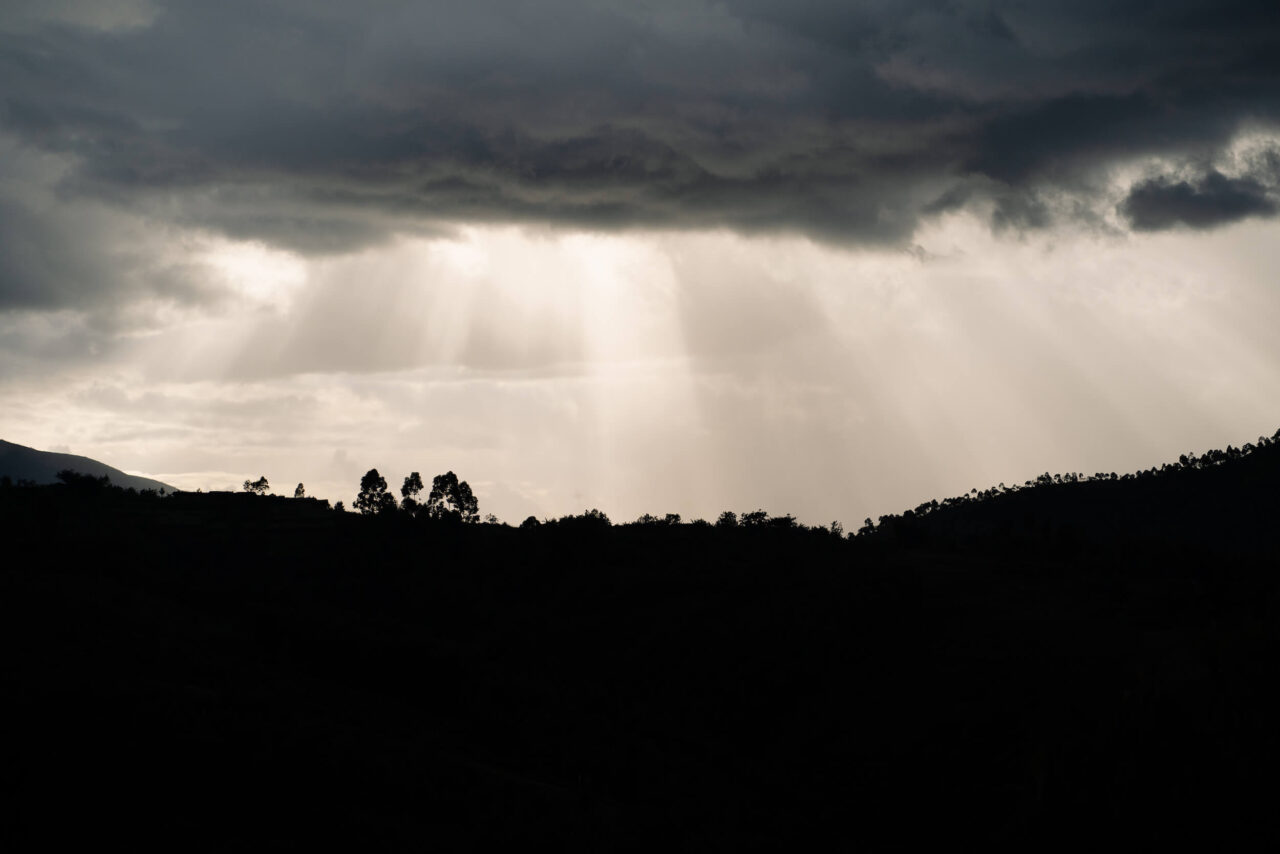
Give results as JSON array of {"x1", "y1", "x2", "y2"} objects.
[{"x1": 4, "y1": 212, "x2": 1278, "y2": 526}]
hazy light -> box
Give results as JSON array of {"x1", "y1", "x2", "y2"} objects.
[{"x1": 3, "y1": 215, "x2": 1280, "y2": 526}]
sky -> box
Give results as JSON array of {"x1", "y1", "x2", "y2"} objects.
[{"x1": 2, "y1": 0, "x2": 1279, "y2": 525}]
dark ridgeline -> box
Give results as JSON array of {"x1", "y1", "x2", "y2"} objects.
[
  {"x1": 3, "y1": 433, "x2": 1280, "y2": 849},
  {"x1": 0, "y1": 439, "x2": 176, "y2": 493}
]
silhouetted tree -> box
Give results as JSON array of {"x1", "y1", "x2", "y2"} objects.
[
  {"x1": 354, "y1": 469, "x2": 397, "y2": 516},
  {"x1": 401, "y1": 472, "x2": 424, "y2": 513},
  {"x1": 334, "y1": 501, "x2": 345, "y2": 512},
  {"x1": 244, "y1": 476, "x2": 269, "y2": 495},
  {"x1": 741, "y1": 509, "x2": 768, "y2": 527},
  {"x1": 716, "y1": 511, "x2": 738, "y2": 528},
  {"x1": 520, "y1": 516, "x2": 541, "y2": 529},
  {"x1": 294, "y1": 483, "x2": 306, "y2": 498},
  {"x1": 426, "y1": 471, "x2": 479, "y2": 523}
]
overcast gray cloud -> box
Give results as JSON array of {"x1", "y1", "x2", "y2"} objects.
[{"x1": 2, "y1": 0, "x2": 1279, "y2": 313}]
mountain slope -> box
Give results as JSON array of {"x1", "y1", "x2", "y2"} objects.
[{"x1": 0, "y1": 439, "x2": 175, "y2": 493}]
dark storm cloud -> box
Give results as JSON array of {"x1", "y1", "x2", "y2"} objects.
[
  {"x1": 2, "y1": 0, "x2": 1280, "y2": 309},
  {"x1": 1120, "y1": 171, "x2": 1277, "y2": 231},
  {"x1": 0, "y1": 137, "x2": 218, "y2": 314},
  {"x1": 1119, "y1": 145, "x2": 1280, "y2": 231}
]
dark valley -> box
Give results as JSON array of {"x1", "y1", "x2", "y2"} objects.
[{"x1": 3, "y1": 432, "x2": 1280, "y2": 848}]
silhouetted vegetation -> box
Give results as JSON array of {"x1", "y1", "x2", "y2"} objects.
[
  {"x1": 243, "y1": 475, "x2": 270, "y2": 495},
  {"x1": 56, "y1": 468, "x2": 111, "y2": 490},
  {"x1": 400, "y1": 471, "x2": 424, "y2": 512},
  {"x1": 425, "y1": 470, "x2": 479, "y2": 523},
  {"x1": 5, "y1": 431, "x2": 1280, "y2": 847},
  {"x1": 353, "y1": 468, "x2": 396, "y2": 515}
]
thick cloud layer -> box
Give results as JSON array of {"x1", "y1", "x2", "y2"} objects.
[{"x1": 1, "y1": 0, "x2": 1279, "y2": 311}]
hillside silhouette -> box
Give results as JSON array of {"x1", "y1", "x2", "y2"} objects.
[
  {"x1": 0, "y1": 438, "x2": 175, "y2": 493},
  {"x1": 860, "y1": 428, "x2": 1280, "y2": 556},
  {"x1": 3, "y1": 431, "x2": 1279, "y2": 848}
]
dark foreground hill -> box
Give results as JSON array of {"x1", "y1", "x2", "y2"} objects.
[
  {"x1": 3, "y1": 438, "x2": 1279, "y2": 849},
  {"x1": 0, "y1": 438, "x2": 175, "y2": 493},
  {"x1": 862, "y1": 428, "x2": 1280, "y2": 556}
]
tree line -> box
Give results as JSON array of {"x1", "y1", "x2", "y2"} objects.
[{"x1": 209, "y1": 425, "x2": 1280, "y2": 536}]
